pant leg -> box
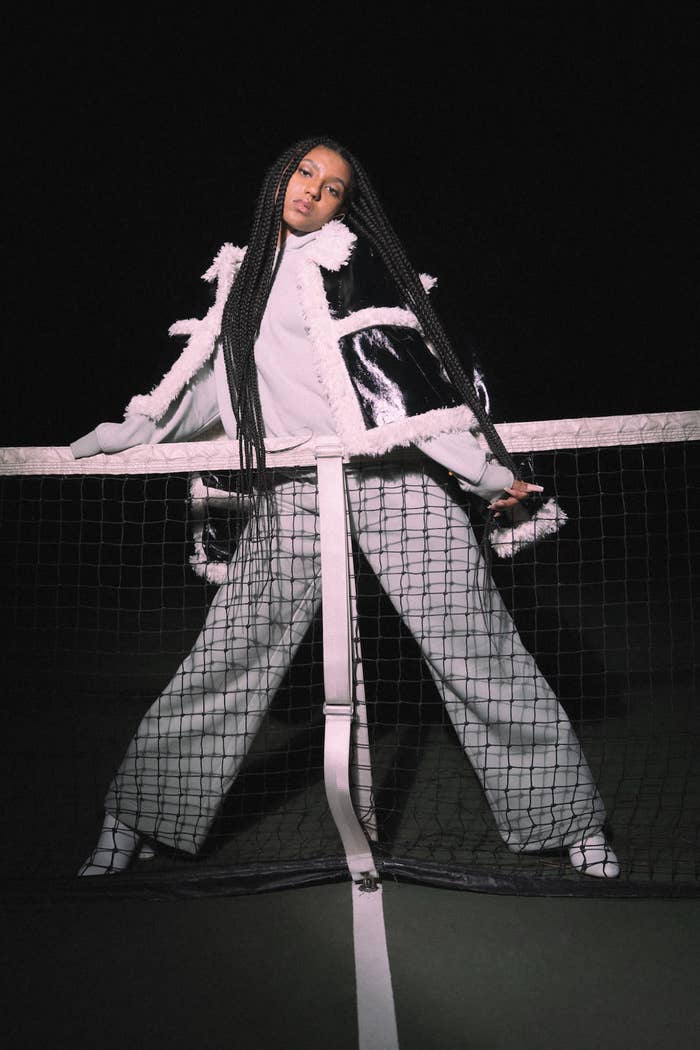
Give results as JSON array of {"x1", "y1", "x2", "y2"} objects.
[
  {"x1": 347, "y1": 466, "x2": 606, "y2": 852},
  {"x1": 105, "y1": 476, "x2": 322, "y2": 853}
]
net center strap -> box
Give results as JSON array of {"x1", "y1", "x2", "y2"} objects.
[{"x1": 315, "y1": 439, "x2": 400, "y2": 1050}]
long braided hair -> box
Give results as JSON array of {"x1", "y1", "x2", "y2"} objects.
[{"x1": 219, "y1": 135, "x2": 519, "y2": 493}]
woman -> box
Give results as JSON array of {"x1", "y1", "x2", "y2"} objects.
[{"x1": 73, "y1": 137, "x2": 619, "y2": 879}]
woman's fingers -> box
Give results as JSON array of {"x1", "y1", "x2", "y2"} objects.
[
  {"x1": 488, "y1": 495, "x2": 518, "y2": 510},
  {"x1": 489, "y1": 481, "x2": 544, "y2": 511},
  {"x1": 504, "y1": 482, "x2": 544, "y2": 497}
]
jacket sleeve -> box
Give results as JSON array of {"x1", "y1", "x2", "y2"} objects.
[
  {"x1": 71, "y1": 359, "x2": 223, "y2": 459},
  {"x1": 415, "y1": 429, "x2": 514, "y2": 503}
]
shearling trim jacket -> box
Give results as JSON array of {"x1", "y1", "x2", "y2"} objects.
[{"x1": 125, "y1": 220, "x2": 479, "y2": 457}]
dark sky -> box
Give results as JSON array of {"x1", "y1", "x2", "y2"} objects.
[{"x1": 6, "y1": 8, "x2": 698, "y2": 447}]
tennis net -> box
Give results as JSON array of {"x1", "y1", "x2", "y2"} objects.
[{"x1": 1, "y1": 410, "x2": 698, "y2": 897}]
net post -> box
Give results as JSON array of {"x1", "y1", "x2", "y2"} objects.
[{"x1": 315, "y1": 439, "x2": 378, "y2": 881}]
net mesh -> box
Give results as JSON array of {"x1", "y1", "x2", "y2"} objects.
[{"x1": 1, "y1": 412, "x2": 698, "y2": 896}]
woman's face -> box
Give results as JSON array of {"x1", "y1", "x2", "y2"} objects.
[{"x1": 282, "y1": 145, "x2": 352, "y2": 235}]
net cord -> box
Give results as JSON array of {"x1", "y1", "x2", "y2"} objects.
[{"x1": 2, "y1": 410, "x2": 698, "y2": 477}]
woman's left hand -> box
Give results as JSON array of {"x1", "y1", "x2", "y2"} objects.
[{"x1": 488, "y1": 480, "x2": 544, "y2": 516}]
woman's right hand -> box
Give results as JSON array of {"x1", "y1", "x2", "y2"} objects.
[{"x1": 488, "y1": 480, "x2": 543, "y2": 518}]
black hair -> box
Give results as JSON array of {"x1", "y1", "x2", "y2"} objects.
[{"x1": 219, "y1": 135, "x2": 518, "y2": 496}]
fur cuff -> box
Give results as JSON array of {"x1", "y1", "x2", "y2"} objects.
[
  {"x1": 488, "y1": 498, "x2": 568, "y2": 558},
  {"x1": 187, "y1": 474, "x2": 248, "y2": 585}
]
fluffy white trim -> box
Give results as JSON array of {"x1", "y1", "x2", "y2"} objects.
[
  {"x1": 305, "y1": 219, "x2": 356, "y2": 270},
  {"x1": 346, "y1": 404, "x2": 478, "y2": 456},
  {"x1": 489, "y1": 498, "x2": 568, "y2": 558},
  {"x1": 202, "y1": 243, "x2": 246, "y2": 284},
  {"x1": 125, "y1": 244, "x2": 245, "y2": 422},
  {"x1": 334, "y1": 306, "x2": 419, "y2": 340}
]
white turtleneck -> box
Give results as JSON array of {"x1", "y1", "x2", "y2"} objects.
[{"x1": 253, "y1": 229, "x2": 335, "y2": 441}]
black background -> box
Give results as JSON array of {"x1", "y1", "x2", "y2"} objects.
[{"x1": 6, "y1": 6, "x2": 698, "y2": 447}]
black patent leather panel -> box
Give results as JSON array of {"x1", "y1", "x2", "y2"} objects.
[
  {"x1": 340, "y1": 325, "x2": 461, "y2": 427},
  {"x1": 322, "y1": 237, "x2": 404, "y2": 316}
]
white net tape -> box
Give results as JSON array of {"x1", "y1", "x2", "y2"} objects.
[{"x1": 2, "y1": 410, "x2": 698, "y2": 477}]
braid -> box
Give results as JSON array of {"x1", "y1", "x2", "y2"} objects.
[
  {"x1": 343, "y1": 160, "x2": 518, "y2": 477},
  {"x1": 220, "y1": 135, "x2": 519, "y2": 497},
  {"x1": 220, "y1": 137, "x2": 336, "y2": 497}
]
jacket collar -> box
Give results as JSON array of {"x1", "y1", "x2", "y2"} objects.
[{"x1": 304, "y1": 219, "x2": 356, "y2": 271}]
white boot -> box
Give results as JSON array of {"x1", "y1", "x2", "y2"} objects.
[
  {"x1": 77, "y1": 813, "x2": 141, "y2": 876},
  {"x1": 568, "y1": 832, "x2": 620, "y2": 878}
]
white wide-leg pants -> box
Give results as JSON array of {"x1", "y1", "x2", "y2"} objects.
[{"x1": 106, "y1": 467, "x2": 606, "y2": 853}]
